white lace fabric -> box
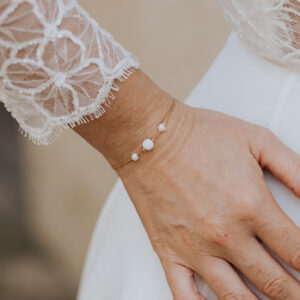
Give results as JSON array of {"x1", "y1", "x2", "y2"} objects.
[
  {"x1": 1, "y1": 0, "x2": 300, "y2": 144},
  {"x1": 0, "y1": 0, "x2": 139, "y2": 144},
  {"x1": 219, "y1": 0, "x2": 300, "y2": 70}
]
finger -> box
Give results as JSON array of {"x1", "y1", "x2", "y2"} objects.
[
  {"x1": 193, "y1": 256, "x2": 258, "y2": 300},
  {"x1": 253, "y1": 187, "x2": 300, "y2": 273},
  {"x1": 163, "y1": 262, "x2": 206, "y2": 300},
  {"x1": 253, "y1": 128, "x2": 300, "y2": 196},
  {"x1": 228, "y1": 236, "x2": 300, "y2": 299}
]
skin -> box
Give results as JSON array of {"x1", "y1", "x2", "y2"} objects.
[{"x1": 74, "y1": 70, "x2": 300, "y2": 299}]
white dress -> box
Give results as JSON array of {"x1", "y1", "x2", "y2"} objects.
[
  {"x1": 1, "y1": 1, "x2": 300, "y2": 299},
  {"x1": 77, "y1": 33, "x2": 300, "y2": 300}
]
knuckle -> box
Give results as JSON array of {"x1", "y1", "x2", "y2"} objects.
[
  {"x1": 205, "y1": 221, "x2": 231, "y2": 248},
  {"x1": 289, "y1": 248, "x2": 300, "y2": 270},
  {"x1": 236, "y1": 196, "x2": 261, "y2": 223},
  {"x1": 255, "y1": 127, "x2": 276, "y2": 146},
  {"x1": 259, "y1": 127, "x2": 274, "y2": 140},
  {"x1": 262, "y1": 276, "x2": 289, "y2": 299},
  {"x1": 222, "y1": 291, "x2": 247, "y2": 300}
]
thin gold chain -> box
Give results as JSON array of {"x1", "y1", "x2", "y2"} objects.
[{"x1": 112, "y1": 98, "x2": 176, "y2": 169}]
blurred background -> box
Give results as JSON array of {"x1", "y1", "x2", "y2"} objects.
[{"x1": 0, "y1": 0, "x2": 230, "y2": 299}]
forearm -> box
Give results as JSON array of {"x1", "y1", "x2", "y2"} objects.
[
  {"x1": 0, "y1": 0, "x2": 139, "y2": 144},
  {"x1": 73, "y1": 70, "x2": 188, "y2": 173},
  {"x1": 0, "y1": 0, "x2": 191, "y2": 176}
]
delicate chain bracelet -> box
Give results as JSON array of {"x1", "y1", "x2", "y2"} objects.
[{"x1": 112, "y1": 98, "x2": 176, "y2": 169}]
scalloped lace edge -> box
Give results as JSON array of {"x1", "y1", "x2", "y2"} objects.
[{"x1": 17, "y1": 63, "x2": 139, "y2": 145}]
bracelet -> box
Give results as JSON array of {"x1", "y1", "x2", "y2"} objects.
[{"x1": 112, "y1": 98, "x2": 176, "y2": 169}]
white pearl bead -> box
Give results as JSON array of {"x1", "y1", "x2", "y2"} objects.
[
  {"x1": 158, "y1": 123, "x2": 167, "y2": 132},
  {"x1": 131, "y1": 153, "x2": 139, "y2": 161},
  {"x1": 142, "y1": 139, "x2": 154, "y2": 151}
]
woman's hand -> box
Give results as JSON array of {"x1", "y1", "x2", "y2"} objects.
[
  {"x1": 75, "y1": 70, "x2": 300, "y2": 299},
  {"x1": 118, "y1": 102, "x2": 300, "y2": 300}
]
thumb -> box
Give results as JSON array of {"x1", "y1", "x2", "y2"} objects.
[
  {"x1": 162, "y1": 261, "x2": 206, "y2": 300},
  {"x1": 252, "y1": 128, "x2": 300, "y2": 196}
]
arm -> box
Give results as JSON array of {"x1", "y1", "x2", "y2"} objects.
[
  {"x1": 75, "y1": 69, "x2": 300, "y2": 299},
  {"x1": 0, "y1": 0, "x2": 139, "y2": 144},
  {"x1": 2, "y1": 1, "x2": 300, "y2": 299},
  {"x1": 73, "y1": 70, "x2": 175, "y2": 170}
]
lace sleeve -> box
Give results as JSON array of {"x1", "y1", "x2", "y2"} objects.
[
  {"x1": 0, "y1": 0, "x2": 139, "y2": 144},
  {"x1": 219, "y1": 0, "x2": 300, "y2": 71}
]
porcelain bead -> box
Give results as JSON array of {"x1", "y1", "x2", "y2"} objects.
[{"x1": 142, "y1": 139, "x2": 154, "y2": 150}]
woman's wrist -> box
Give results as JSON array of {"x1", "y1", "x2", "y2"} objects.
[{"x1": 73, "y1": 70, "x2": 191, "y2": 172}]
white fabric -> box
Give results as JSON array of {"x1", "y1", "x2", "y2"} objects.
[
  {"x1": 219, "y1": 0, "x2": 300, "y2": 71},
  {"x1": 0, "y1": 0, "x2": 300, "y2": 144},
  {"x1": 78, "y1": 32, "x2": 300, "y2": 300},
  {"x1": 0, "y1": 0, "x2": 139, "y2": 144},
  {"x1": 1, "y1": 1, "x2": 300, "y2": 299}
]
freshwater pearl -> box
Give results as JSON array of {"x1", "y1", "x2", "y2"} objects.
[
  {"x1": 158, "y1": 123, "x2": 167, "y2": 132},
  {"x1": 142, "y1": 139, "x2": 154, "y2": 151},
  {"x1": 131, "y1": 153, "x2": 139, "y2": 161}
]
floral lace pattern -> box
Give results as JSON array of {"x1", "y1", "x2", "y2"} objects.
[
  {"x1": 0, "y1": 0, "x2": 139, "y2": 144},
  {"x1": 1, "y1": 0, "x2": 299, "y2": 144},
  {"x1": 219, "y1": 0, "x2": 300, "y2": 70}
]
